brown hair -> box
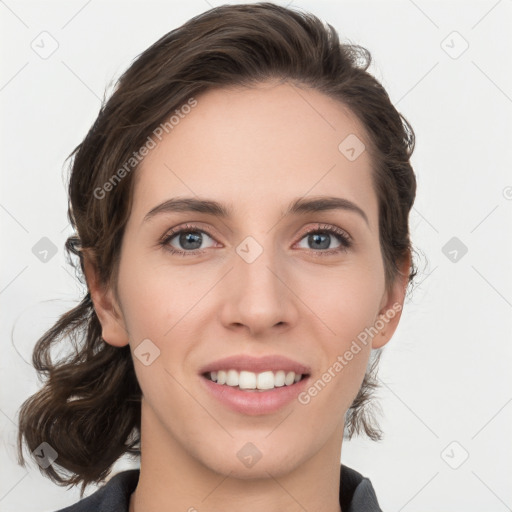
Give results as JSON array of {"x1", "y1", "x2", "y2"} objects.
[{"x1": 17, "y1": 1, "x2": 417, "y2": 495}]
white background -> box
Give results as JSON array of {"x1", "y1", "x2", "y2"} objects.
[{"x1": 1, "y1": 1, "x2": 511, "y2": 510}]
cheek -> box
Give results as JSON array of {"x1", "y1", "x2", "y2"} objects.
[
  {"x1": 116, "y1": 253, "x2": 195, "y2": 340},
  {"x1": 301, "y1": 261, "x2": 384, "y2": 331},
  {"x1": 117, "y1": 262, "x2": 199, "y2": 416},
  {"x1": 298, "y1": 268, "x2": 381, "y2": 402}
]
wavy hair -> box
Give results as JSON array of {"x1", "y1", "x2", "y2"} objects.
[{"x1": 17, "y1": 1, "x2": 417, "y2": 496}]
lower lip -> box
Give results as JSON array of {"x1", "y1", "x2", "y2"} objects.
[{"x1": 200, "y1": 374, "x2": 310, "y2": 416}]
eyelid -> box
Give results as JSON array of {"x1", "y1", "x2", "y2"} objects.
[
  {"x1": 300, "y1": 223, "x2": 352, "y2": 242},
  {"x1": 159, "y1": 221, "x2": 219, "y2": 241},
  {"x1": 161, "y1": 222, "x2": 351, "y2": 241}
]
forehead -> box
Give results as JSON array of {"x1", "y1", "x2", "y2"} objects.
[{"x1": 131, "y1": 81, "x2": 378, "y2": 229}]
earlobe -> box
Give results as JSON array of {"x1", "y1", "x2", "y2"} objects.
[
  {"x1": 82, "y1": 249, "x2": 130, "y2": 347},
  {"x1": 372, "y1": 297, "x2": 404, "y2": 349},
  {"x1": 372, "y1": 258, "x2": 410, "y2": 349}
]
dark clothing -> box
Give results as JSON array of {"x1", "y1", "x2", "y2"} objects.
[{"x1": 55, "y1": 464, "x2": 383, "y2": 512}]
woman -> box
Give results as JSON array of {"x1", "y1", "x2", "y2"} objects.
[{"x1": 17, "y1": 3, "x2": 417, "y2": 511}]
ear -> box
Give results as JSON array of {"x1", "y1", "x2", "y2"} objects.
[
  {"x1": 82, "y1": 249, "x2": 130, "y2": 347},
  {"x1": 371, "y1": 254, "x2": 411, "y2": 349}
]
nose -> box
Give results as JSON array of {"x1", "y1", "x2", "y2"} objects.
[{"x1": 218, "y1": 241, "x2": 299, "y2": 337}]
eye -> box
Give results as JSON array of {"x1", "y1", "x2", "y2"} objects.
[
  {"x1": 295, "y1": 224, "x2": 352, "y2": 256},
  {"x1": 160, "y1": 224, "x2": 217, "y2": 256},
  {"x1": 160, "y1": 222, "x2": 352, "y2": 257}
]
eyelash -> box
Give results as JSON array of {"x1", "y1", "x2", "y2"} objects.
[{"x1": 159, "y1": 223, "x2": 352, "y2": 257}]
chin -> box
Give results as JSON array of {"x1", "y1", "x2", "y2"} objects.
[{"x1": 201, "y1": 445, "x2": 304, "y2": 480}]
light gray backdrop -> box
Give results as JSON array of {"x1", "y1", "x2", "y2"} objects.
[{"x1": 1, "y1": 1, "x2": 511, "y2": 511}]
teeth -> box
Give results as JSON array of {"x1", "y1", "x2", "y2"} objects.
[{"x1": 206, "y1": 369, "x2": 305, "y2": 390}]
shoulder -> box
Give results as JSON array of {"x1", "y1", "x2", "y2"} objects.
[
  {"x1": 53, "y1": 469, "x2": 140, "y2": 512},
  {"x1": 340, "y1": 464, "x2": 383, "y2": 512}
]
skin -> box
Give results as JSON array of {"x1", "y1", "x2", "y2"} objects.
[{"x1": 84, "y1": 80, "x2": 409, "y2": 512}]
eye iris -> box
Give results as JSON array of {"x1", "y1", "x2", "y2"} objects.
[
  {"x1": 310, "y1": 233, "x2": 330, "y2": 250},
  {"x1": 180, "y1": 231, "x2": 202, "y2": 250}
]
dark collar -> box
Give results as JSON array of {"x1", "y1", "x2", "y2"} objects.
[{"x1": 56, "y1": 464, "x2": 382, "y2": 512}]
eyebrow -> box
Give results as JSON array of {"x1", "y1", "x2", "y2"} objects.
[{"x1": 143, "y1": 195, "x2": 369, "y2": 227}]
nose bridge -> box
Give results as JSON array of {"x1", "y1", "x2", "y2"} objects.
[
  {"x1": 236, "y1": 231, "x2": 282, "y2": 301},
  {"x1": 220, "y1": 230, "x2": 296, "y2": 333}
]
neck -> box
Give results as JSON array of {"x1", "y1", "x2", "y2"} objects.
[{"x1": 130, "y1": 399, "x2": 345, "y2": 512}]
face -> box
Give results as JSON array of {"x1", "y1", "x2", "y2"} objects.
[{"x1": 89, "y1": 80, "x2": 406, "y2": 480}]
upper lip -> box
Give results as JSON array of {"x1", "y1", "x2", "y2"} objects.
[{"x1": 199, "y1": 354, "x2": 311, "y2": 375}]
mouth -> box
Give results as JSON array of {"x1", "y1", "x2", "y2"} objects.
[
  {"x1": 202, "y1": 370, "x2": 309, "y2": 391},
  {"x1": 199, "y1": 370, "x2": 310, "y2": 415},
  {"x1": 197, "y1": 354, "x2": 312, "y2": 414}
]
